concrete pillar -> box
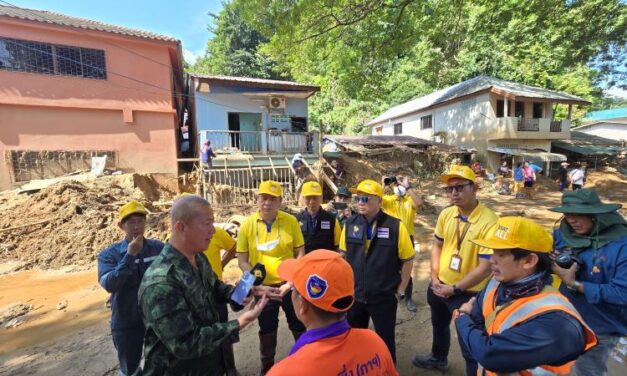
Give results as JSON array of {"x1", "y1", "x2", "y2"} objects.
[
  {"x1": 567, "y1": 104, "x2": 572, "y2": 120},
  {"x1": 504, "y1": 97, "x2": 509, "y2": 117}
]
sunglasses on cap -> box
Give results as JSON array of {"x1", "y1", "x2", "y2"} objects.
[
  {"x1": 443, "y1": 182, "x2": 473, "y2": 193},
  {"x1": 353, "y1": 195, "x2": 371, "y2": 203}
]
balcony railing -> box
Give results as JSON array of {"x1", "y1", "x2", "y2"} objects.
[
  {"x1": 550, "y1": 121, "x2": 562, "y2": 132},
  {"x1": 199, "y1": 130, "x2": 319, "y2": 155},
  {"x1": 517, "y1": 118, "x2": 540, "y2": 131}
]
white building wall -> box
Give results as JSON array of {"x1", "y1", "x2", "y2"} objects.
[
  {"x1": 194, "y1": 88, "x2": 309, "y2": 132},
  {"x1": 576, "y1": 123, "x2": 627, "y2": 141}
]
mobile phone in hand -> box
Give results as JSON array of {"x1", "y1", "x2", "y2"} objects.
[{"x1": 231, "y1": 271, "x2": 256, "y2": 305}]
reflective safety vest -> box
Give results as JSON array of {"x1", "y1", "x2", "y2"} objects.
[{"x1": 478, "y1": 278, "x2": 597, "y2": 376}]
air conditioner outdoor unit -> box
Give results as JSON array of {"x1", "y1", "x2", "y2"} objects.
[{"x1": 269, "y1": 96, "x2": 286, "y2": 110}]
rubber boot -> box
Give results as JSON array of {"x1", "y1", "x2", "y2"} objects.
[
  {"x1": 259, "y1": 331, "x2": 278, "y2": 375},
  {"x1": 291, "y1": 329, "x2": 305, "y2": 341},
  {"x1": 222, "y1": 342, "x2": 240, "y2": 376}
]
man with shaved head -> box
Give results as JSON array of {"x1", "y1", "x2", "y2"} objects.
[{"x1": 139, "y1": 195, "x2": 278, "y2": 376}]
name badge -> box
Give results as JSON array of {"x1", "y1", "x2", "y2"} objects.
[
  {"x1": 377, "y1": 227, "x2": 390, "y2": 239},
  {"x1": 449, "y1": 254, "x2": 462, "y2": 272},
  {"x1": 320, "y1": 220, "x2": 331, "y2": 230}
]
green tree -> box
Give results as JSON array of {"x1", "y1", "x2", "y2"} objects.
[
  {"x1": 207, "y1": 0, "x2": 626, "y2": 133},
  {"x1": 192, "y1": 1, "x2": 285, "y2": 79}
]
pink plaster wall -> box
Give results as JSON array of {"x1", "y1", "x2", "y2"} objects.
[{"x1": 0, "y1": 17, "x2": 182, "y2": 189}]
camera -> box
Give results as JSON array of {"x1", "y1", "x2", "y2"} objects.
[
  {"x1": 331, "y1": 201, "x2": 348, "y2": 210},
  {"x1": 554, "y1": 250, "x2": 582, "y2": 269},
  {"x1": 383, "y1": 176, "x2": 398, "y2": 186}
]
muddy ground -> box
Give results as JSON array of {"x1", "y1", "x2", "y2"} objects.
[{"x1": 1, "y1": 170, "x2": 626, "y2": 375}]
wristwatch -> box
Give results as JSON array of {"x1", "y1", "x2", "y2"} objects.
[
  {"x1": 567, "y1": 281, "x2": 582, "y2": 292},
  {"x1": 453, "y1": 284, "x2": 463, "y2": 295}
]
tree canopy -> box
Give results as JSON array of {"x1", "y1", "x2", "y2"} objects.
[{"x1": 191, "y1": 0, "x2": 626, "y2": 133}]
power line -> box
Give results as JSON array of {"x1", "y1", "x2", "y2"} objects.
[{"x1": 0, "y1": 37, "x2": 253, "y2": 112}]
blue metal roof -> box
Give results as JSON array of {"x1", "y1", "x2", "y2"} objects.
[{"x1": 583, "y1": 107, "x2": 627, "y2": 121}]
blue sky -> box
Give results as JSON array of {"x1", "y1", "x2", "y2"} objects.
[{"x1": 8, "y1": 0, "x2": 224, "y2": 63}]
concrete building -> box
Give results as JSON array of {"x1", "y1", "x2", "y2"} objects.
[
  {"x1": 368, "y1": 76, "x2": 590, "y2": 172},
  {"x1": 575, "y1": 108, "x2": 627, "y2": 141},
  {"x1": 0, "y1": 5, "x2": 184, "y2": 189},
  {"x1": 186, "y1": 74, "x2": 321, "y2": 205}
]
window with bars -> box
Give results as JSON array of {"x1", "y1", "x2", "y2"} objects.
[
  {"x1": 0, "y1": 37, "x2": 107, "y2": 79},
  {"x1": 421, "y1": 115, "x2": 433, "y2": 129},
  {"x1": 393, "y1": 122, "x2": 402, "y2": 134}
]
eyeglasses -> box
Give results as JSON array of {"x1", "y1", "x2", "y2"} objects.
[
  {"x1": 353, "y1": 195, "x2": 370, "y2": 203},
  {"x1": 443, "y1": 182, "x2": 473, "y2": 193}
]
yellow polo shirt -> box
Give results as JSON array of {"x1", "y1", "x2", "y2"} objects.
[
  {"x1": 236, "y1": 210, "x2": 305, "y2": 285},
  {"x1": 434, "y1": 202, "x2": 498, "y2": 292},
  {"x1": 382, "y1": 194, "x2": 417, "y2": 237},
  {"x1": 339, "y1": 216, "x2": 415, "y2": 261},
  {"x1": 202, "y1": 228, "x2": 236, "y2": 280}
]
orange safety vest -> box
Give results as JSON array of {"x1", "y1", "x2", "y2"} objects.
[{"x1": 477, "y1": 278, "x2": 597, "y2": 376}]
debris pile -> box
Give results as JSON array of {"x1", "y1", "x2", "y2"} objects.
[{"x1": 0, "y1": 174, "x2": 174, "y2": 270}]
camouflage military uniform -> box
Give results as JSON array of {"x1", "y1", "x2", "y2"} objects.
[{"x1": 139, "y1": 243, "x2": 240, "y2": 376}]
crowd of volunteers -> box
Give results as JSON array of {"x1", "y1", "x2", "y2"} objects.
[{"x1": 97, "y1": 163, "x2": 626, "y2": 376}]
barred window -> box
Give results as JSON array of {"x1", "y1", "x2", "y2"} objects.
[{"x1": 0, "y1": 37, "x2": 106, "y2": 79}]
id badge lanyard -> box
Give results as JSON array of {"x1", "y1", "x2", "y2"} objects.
[{"x1": 449, "y1": 216, "x2": 470, "y2": 272}]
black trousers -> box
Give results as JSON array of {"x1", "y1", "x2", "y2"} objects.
[
  {"x1": 257, "y1": 290, "x2": 305, "y2": 334},
  {"x1": 348, "y1": 295, "x2": 397, "y2": 362},
  {"x1": 427, "y1": 284, "x2": 477, "y2": 375},
  {"x1": 111, "y1": 325, "x2": 144, "y2": 376}
]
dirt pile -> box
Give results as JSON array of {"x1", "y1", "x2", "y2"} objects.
[{"x1": 0, "y1": 174, "x2": 175, "y2": 270}]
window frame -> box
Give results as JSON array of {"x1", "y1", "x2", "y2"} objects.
[
  {"x1": 420, "y1": 115, "x2": 433, "y2": 130},
  {"x1": 0, "y1": 37, "x2": 107, "y2": 80}
]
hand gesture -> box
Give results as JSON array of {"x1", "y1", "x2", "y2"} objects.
[
  {"x1": 251, "y1": 285, "x2": 284, "y2": 301},
  {"x1": 459, "y1": 297, "x2": 475, "y2": 315},
  {"x1": 127, "y1": 235, "x2": 143, "y2": 256},
  {"x1": 238, "y1": 294, "x2": 269, "y2": 329}
]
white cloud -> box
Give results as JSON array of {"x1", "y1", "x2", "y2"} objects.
[
  {"x1": 604, "y1": 86, "x2": 627, "y2": 99},
  {"x1": 183, "y1": 48, "x2": 203, "y2": 64}
]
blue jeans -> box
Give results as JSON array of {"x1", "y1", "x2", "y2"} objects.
[{"x1": 574, "y1": 334, "x2": 620, "y2": 376}]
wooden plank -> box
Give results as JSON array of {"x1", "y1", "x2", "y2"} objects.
[
  {"x1": 0, "y1": 220, "x2": 49, "y2": 233},
  {"x1": 320, "y1": 170, "x2": 337, "y2": 193},
  {"x1": 268, "y1": 157, "x2": 278, "y2": 178}
]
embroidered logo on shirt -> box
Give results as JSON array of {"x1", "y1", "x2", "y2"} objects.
[
  {"x1": 306, "y1": 274, "x2": 328, "y2": 299},
  {"x1": 321, "y1": 220, "x2": 331, "y2": 230}
]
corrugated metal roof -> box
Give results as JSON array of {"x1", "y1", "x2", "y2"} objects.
[
  {"x1": 488, "y1": 147, "x2": 566, "y2": 162},
  {"x1": 0, "y1": 4, "x2": 179, "y2": 43},
  {"x1": 368, "y1": 76, "x2": 590, "y2": 126},
  {"x1": 190, "y1": 74, "x2": 320, "y2": 92},
  {"x1": 551, "y1": 131, "x2": 624, "y2": 155},
  {"x1": 323, "y1": 135, "x2": 460, "y2": 151},
  {"x1": 583, "y1": 107, "x2": 627, "y2": 122}
]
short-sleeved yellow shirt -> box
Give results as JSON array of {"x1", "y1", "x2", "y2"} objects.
[
  {"x1": 236, "y1": 210, "x2": 305, "y2": 285},
  {"x1": 339, "y1": 214, "x2": 415, "y2": 261},
  {"x1": 382, "y1": 194, "x2": 417, "y2": 237},
  {"x1": 202, "y1": 228, "x2": 236, "y2": 280},
  {"x1": 434, "y1": 202, "x2": 498, "y2": 292}
]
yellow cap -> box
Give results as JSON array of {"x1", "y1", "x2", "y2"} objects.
[
  {"x1": 349, "y1": 179, "x2": 383, "y2": 198},
  {"x1": 301, "y1": 181, "x2": 323, "y2": 197},
  {"x1": 471, "y1": 217, "x2": 553, "y2": 253},
  {"x1": 440, "y1": 165, "x2": 476, "y2": 183},
  {"x1": 258, "y1": 180, "x2": 283, "y2": 197},
  {"x1": 118, "y1": 200, "x2": 148, "y2": 221}
]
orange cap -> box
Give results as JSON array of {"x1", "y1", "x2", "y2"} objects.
[{"x1": 278, "y1": 250, "x2": 354, "y2": 313}]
